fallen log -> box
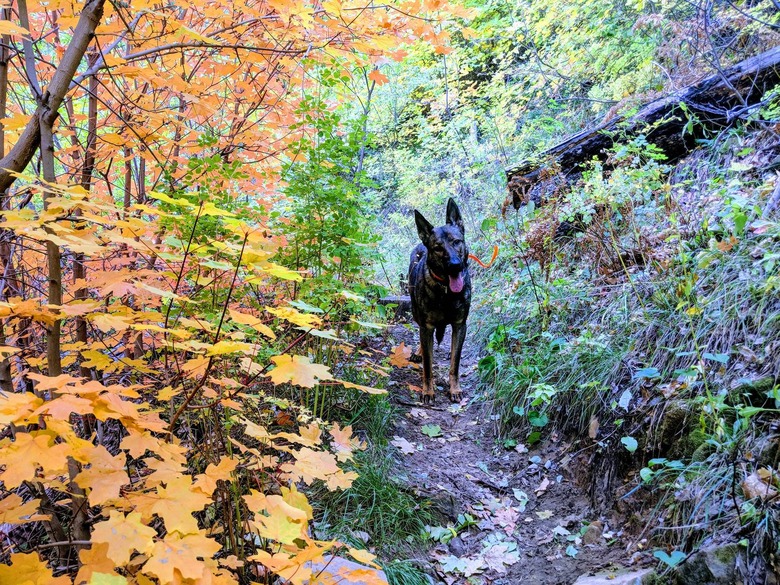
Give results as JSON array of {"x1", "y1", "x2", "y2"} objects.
[{"x1": 504, "y1": 45, "x2": 780, "y2": 211}]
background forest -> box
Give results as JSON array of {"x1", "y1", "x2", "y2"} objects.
[{"x1": 0, "y1": 0, "x2": 778, "y2": 584}]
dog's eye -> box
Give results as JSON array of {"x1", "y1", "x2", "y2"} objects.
[{"x1": 452, "y1": 239, "x2": 463, "y2": 245}]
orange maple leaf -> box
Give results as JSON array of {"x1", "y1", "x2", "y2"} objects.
[
  {"x1": 368, "y1": 69, "x2": 389, "y2": 85},
  {"x1": 389, "y1": 342, "x2": 412, "y2": 367}
]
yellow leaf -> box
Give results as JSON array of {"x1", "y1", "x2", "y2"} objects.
[
  {"x1": 337, "y1": 379, "x2": 387, "y2": 395},
  {"x1": 75, "y1": 543, "x2": 123, "y2": 584},
  {"x1": 0, "y1": 495, "x2": 49, "y2": 525},
  {"x1": 91, "y1": 510, "x2": 157, "y2": 566},
  {"x1": 0, "y1": 552, "x2": 70, "y2": 585},
  {"x1": 248, "y1": 493, "x2": 309, "y2": 544},
  {"x1": 192, "y1": 457, "x2": 238, "y2": 496},
  {"x1": 262, "y1": 262, "x2": 304, "y2": 281},
  {"x1": 348, "y1": 547, "x2": 380, "y2": 569},
  {"x1": 228, "y1": 308, "x2": 277, "y2": 339},
  {"x1": 206, "y1": 339, "x2": 253, "y2": 356},
  {"x1": 330, "y1": 422, "x2": 366, "y2": 462},
  {"x1": 74, "y1": 445, "x2": 129, "y2": 504},
  {"x1": 281, "y1": 484, "x2": 313, "y2": 521},
  {"x1": 0, "y1": 391, "x2": 43, "y2": 425},
  {"x1": 268, "y1": 354, "x2": 333, "y2": 388},
  {"x1": 0, "y1": 432, "x2": 70, "y2": 488},
  {"x1": 91, "y1": 312, "x2": 134, "y2": 332},
  {"x1": 143, "y1": 532, "x2": 221, "y2": 583},
  {"x1": 265, "y1": 306, "x2": 321, "y2": 329}
]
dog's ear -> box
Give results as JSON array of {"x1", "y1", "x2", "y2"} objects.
[
  {"x1": 446, "y1": 198, "x2": 465, "y2": 233},
  {"x1": 414, "y1": 210, "x2": 433, "y2": 244}
]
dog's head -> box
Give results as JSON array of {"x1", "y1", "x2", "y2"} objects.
[{"x1": 414, "y1": 198, "x2": 469, "y2": 294}]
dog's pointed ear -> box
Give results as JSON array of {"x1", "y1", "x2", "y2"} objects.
[
  {"x1": 414, "y1": 210, "x2": 433, "y2": 244},
  {"x1": 446, "y1": 198, "x2": 465, "y2": 233}
]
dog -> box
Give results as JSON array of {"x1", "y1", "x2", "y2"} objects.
[{"x1": 408, "y1": 198, "x2": 471, "y2": 404}]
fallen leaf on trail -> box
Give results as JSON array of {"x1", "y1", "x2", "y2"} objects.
[
  {"x1": 408, "y1": 384, "x2": 422, "y2": 394},
  {"x1": 421, "y1": 424, "x2": 443, "y2": 438},
  {"x1": 535, "y1": 477, "x2": 551, "y2": 495},
  {"x1": 389, "y1": 342, "x2": 412, "y2": 367},
  {"x1": 742, "y1": 471, "x2": 779, "y2": 501},
  {"x1": 408, "y1": 407, "x2": 429, "y2": 419},
  {"x1": 462, "y1": 556, "x2": 485, "y2": 576},
  {"x1": 481, "y1": 536, "x2": 520, "y2": 573},
  {"x1": 536, "y1": 510, "x2": 554, "y2": 520},
  {"x1": 391, "y1": 436, "x2": 416, "y2": 454},
  {"x1": 512, "y1": 489, "x2": 529, "y2": 511},
  {"x1": 494, "y1": 507, "x2": 519, "y2": 535}
]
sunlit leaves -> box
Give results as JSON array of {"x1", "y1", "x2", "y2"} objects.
[
  {"x1": 268, "y1": 354, "x2": 334, "y2": 388},
  {"x1": 91, "y1": 510, "x2": 157, "y2": 566},
  {"x1": 0, "y1": 553, "x2": 70, "y2": 585}
]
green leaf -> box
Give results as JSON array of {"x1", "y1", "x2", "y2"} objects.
[
  {"x1": 653, "y1": 550, "x2": 686, "y2": 567},
  {"x1": 287, "y1": 299, "x2": 324, "y2": 313},
  {"x1": 565, "y1": 545, "x2": 578, "y2": 558},
  {"x1": 633, "y1": 367, "x2": 660, "y2": 380},
  {"x1": 702, "y1": 352, "x2": 729, "y2": 364},
  {"x1": 639, "y1": 467, "x2": 654, "y2": 482},
  {"x1": 421, "y1": 424, "x2": 443, "y2": 438},
  {"x1": 528, "y1": 412, "x2": 548, "y2": 427},
  {"x1": 621, "y1": 436, "x2": 638, "y2": 452}
]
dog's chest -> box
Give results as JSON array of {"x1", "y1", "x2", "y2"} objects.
[{"x1": 415, "y1": 272, "x2": 471, "y2": 326}]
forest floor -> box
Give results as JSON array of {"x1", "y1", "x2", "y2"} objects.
[{"x1": 375, "y1": 322, "x2": 654, "y2": 585}]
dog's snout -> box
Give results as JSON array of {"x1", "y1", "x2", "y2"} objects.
[{"x1": 448, "y1": 257, "x2": 463, "y2": 273}]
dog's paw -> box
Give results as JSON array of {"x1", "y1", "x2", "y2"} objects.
[
  {"x1": 448, "y1": 391, "x2": 462, "y2": 403},
  {"x1": 422, "y1": 394, "x2": 435, "y2": 405},
  {"x1": 409, "y1": 354, "x2": 422, "y2": 364}
]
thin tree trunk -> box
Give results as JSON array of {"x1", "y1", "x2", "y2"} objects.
[
  {"x1": 73, "y1": 52, "x2": 99, "y2": 378},
  {"x1": 0, "y1": 9, "x2": 13, "y2": 393},
  {"x1": 0, "y1": 0, "x2": 106, "y2": 193}
]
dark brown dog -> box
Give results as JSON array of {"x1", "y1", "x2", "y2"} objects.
[{"x1": 408, "y1": 198, "x2": 471, "y2": 404}]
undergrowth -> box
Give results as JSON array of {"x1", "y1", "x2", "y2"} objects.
[
  {"x1": 311, "y1": 395, "x2": 433, "y2": 584},
  {"x1": 475, "y1": 125, "x2": 780, "y2": 578}
]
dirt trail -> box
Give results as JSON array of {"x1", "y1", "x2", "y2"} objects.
[{"x1": 381, "y1": 323, "x2": 636, "y2": 585}]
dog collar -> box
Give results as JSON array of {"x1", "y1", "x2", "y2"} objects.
[{"x1": 429, "y1": 270, "x2": 446, "y2": 283}]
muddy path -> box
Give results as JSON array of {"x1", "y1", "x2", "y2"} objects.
[{"x1": 377, "y1": 323, "x2": 643, "y2": 585}]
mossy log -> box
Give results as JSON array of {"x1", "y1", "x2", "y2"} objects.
[{"x1": 504, "y1": 46, "x2": 780, "y2": 211}]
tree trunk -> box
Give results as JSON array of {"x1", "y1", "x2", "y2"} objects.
[
  {"x1": 504, "y1": 45, "x2": 780, "y2": 211},
  {"x1": 0, "y1": 0, "x2": 106, "y2": 193}
]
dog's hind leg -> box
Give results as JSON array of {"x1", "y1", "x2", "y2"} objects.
[
  {"x1": 448, "y1": 321, "x2": 467, "y2": 402},
  {"x1": 420, "y1": 325, "x2": 436, "y2": 404}
]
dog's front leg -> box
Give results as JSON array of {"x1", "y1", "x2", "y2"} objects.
[
  {"x1": 420, "y1": 325, "x2": 436, "y2": 404},
  {"x1": 448, "y1": 321, "x2": 467, "y2": 402}
]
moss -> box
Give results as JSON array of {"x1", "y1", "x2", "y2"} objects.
[{"x1": 659, "y1": 402, "x2": 692, "y2": 452}]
